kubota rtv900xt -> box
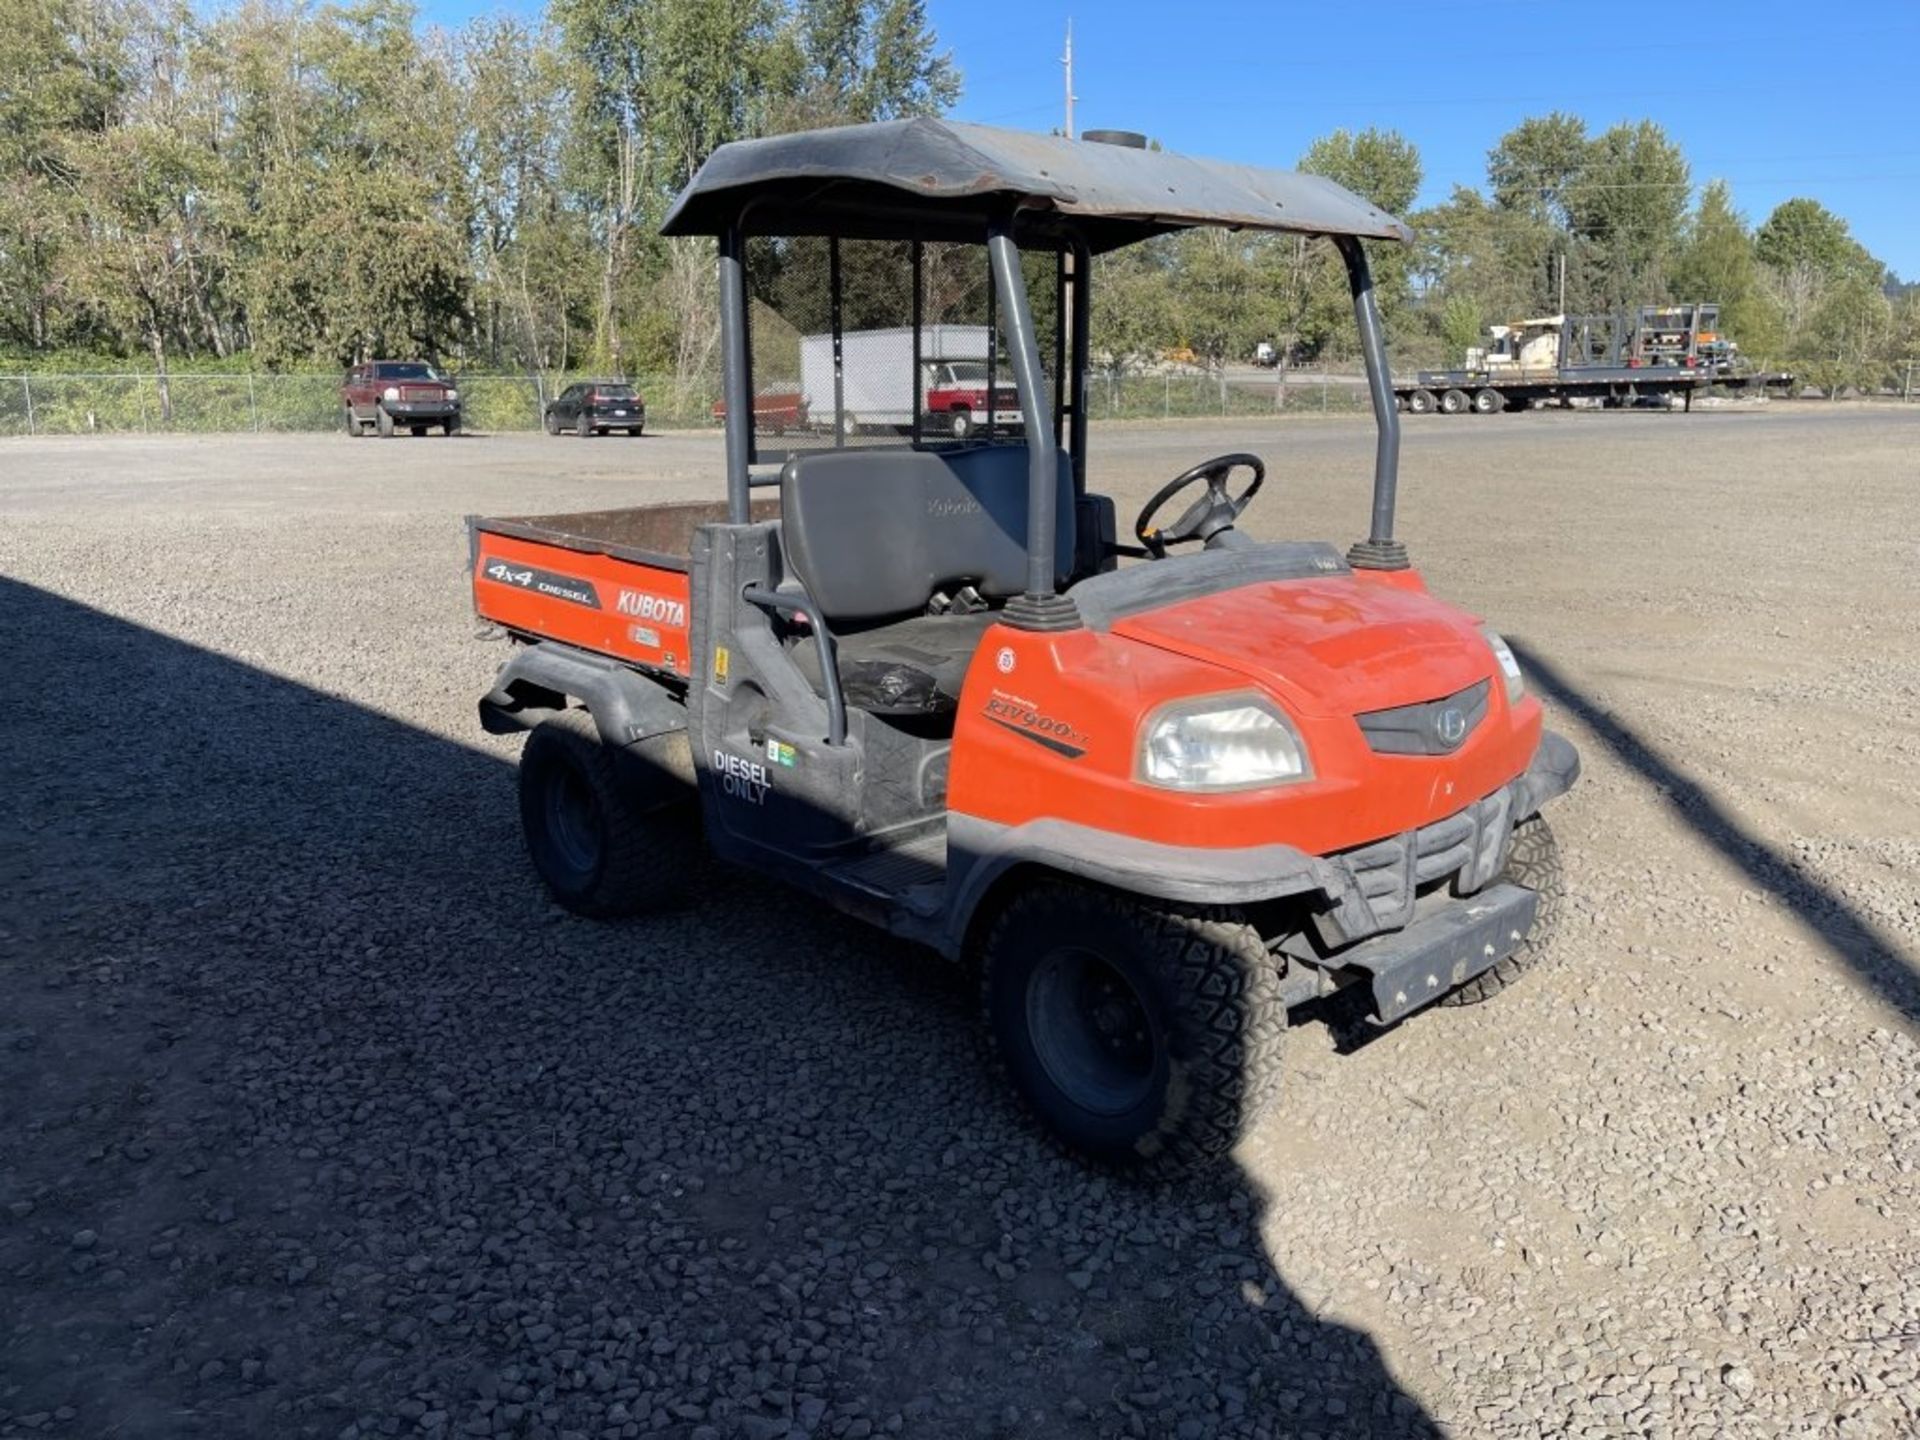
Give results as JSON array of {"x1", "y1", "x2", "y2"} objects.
[{"x1": 469, "y1": 121, "x2": 1580, "y2": 1176}]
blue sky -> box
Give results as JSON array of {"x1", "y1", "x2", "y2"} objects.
[{"x1": 411, "y1": 0, "x2": 1920, "y2": 277}]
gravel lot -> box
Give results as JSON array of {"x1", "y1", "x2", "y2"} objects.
[{"x1": 2, "y1": 406, "x2": 1916, "y2": 1439}]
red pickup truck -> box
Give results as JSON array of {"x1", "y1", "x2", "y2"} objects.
[
  {"x1": 923, "y1": 359, "x2": 1022, "y2": 439},
  {"x1": 342, "y1": 361, "x2": 461, "y2": 437}
]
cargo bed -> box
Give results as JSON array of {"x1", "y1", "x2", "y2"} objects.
[{"x1": 469, "y1": 499, "x2": 778, "y2": 679}]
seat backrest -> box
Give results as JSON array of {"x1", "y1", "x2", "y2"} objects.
[{"x1": 779, "y1": 445, "x2": 1075, "y2": 626}]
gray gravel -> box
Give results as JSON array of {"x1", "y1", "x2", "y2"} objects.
[{"x1": 2, "y1": 407, "x2": 1916, "y2": 1439}]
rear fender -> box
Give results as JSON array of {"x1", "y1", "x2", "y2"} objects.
[
  {"x1": 482, "y1": 643, "x2": 694, "y2": 805},
  {"x1": 482, "y1": 642, "x2": 685, "y2": 747}
]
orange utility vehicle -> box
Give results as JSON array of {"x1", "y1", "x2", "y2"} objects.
[{"x1": 468, "y1": 121, "x2": 1579, "y2": 1176}]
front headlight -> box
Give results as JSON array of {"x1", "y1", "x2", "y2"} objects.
[
  {"x1": 1480, "y1": 626, "x2": 1525, "y2": 706},
  {"x1": 382, "y1": 385, "x2": 399, "y2": 402},
  {"x1": 1139, "y1": 695, "x2": 1311, "y2": 791},
  {"x1": 445, "y1": 387, "x2": 459, "y2": 402}
]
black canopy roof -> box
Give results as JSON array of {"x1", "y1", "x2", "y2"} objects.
[{"x1": 662, "y1": 117, "x2": 1413, "y2": 252}]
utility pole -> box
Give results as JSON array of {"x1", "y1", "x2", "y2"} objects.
[{"x1": 1061, "y1": 19, "x2": 1076, "y2": 140}]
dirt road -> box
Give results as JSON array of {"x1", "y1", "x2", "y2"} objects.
[{"x1": 2, "y1": 406, "x2": 1915, "y2": 1438}]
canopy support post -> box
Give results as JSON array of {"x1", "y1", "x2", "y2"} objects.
[
  {"x1": 988, "y1": 220, "x2": 1079, "y2": 632},
  {"x1": 719, "y1": 225, "x2": 753, "y2": 523},
  {"x1": 1338, "y1": 235, "x2": 1409, "y2": 572}
]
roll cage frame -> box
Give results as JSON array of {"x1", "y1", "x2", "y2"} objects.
[{"x1": 683, "y1": 122, "x2": 1413, "y2": 631}]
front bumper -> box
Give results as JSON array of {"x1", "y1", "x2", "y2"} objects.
[
  {"x1": 943, "y1": 731, "x2": 1580, "y2": 961},
  {"x1": 1312, "y1": 729, "x2": 1578, "y2": 947},
  {"x1": 383, "y1": 401, "x2": 460, "y2": 420},
  {"x1": 1341, "y1": 881, "x2": 1538, "y2": 1024}
]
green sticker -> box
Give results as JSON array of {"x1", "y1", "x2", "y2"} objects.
[{"x1": 766, "y1": 738, "x2": 797, "y2": 767}]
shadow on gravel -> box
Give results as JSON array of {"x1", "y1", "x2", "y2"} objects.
[
  {"x1": 1513, "y1": 640, "x2": 1919, "y2": 1029},
  {"x1": 0, "y1": 574, "x2": 1440, "y2": 1438}
]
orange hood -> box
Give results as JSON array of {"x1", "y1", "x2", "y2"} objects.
[{"x1": 1110, "y1": 576, "x2": 1495, "y2": 718}]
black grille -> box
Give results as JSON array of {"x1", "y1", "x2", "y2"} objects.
[
  {"x1": 1355, "y1": 679, "x2": 1490, "y2": 756},
  {"x1": 1315, "y1": 783, "x2": 1517, "y2": 947}
]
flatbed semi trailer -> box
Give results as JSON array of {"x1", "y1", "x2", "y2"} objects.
[{"x1": 1393, "y1": 366, "x2": 1795, "y2": 415}]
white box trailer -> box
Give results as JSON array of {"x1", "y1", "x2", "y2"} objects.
[{"x1": 800, "y1": 324, "x2": 1001, "y2": 433}]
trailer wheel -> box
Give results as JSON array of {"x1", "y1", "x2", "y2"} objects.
[
  {"x1": 1440, "y1": 388, "x2": 1470, "y2": 415},
  {"x1": 980, "y1": 881, "x2": 1287, "y2": 1178},
  {"x1": 1472, "y1": 387, "x2": 1505, "y2": 415},
  {"x1": 1441, "y1": 816, "x2": 1565, "y2": 1007},
  {"x1": 518, "y1": 709, "x2": 690, "y2": 918},
  {"x1": 1407, "y1": 388, "x2": 1436, "y2": 414}
]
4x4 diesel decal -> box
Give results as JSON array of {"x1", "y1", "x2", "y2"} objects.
[
  {"x1": 983, "y1": 691, "x2": 1088, "y2": 759},
  {"x1": 480, "y1": 557, "x2": 601, "y2": 609}
]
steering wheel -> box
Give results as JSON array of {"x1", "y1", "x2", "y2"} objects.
[{"x1": 1133, "y1": 453, "x2": 1265, "y2": 559}]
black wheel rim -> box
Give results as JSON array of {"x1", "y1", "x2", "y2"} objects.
[
  {"x1": 543, "y1": 764, "x2": 601, "y2": 878},
  {"x1": 1026, "y1": 948, "x2": 1157, "y2": 1116}
]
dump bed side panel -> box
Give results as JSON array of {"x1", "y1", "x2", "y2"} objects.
[{"x1": 473, "y1": 528, "x2": 694, "y2": 678}]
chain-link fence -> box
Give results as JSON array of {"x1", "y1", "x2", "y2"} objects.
[
  {"x1": 0, "y1": 363, "x2": 1372, "y2": 437},
  {"x1": 0, "y1": 371, "x2": 728, "y2": 437},
  {"x1": 1093, "y1": 368, "x2": 1372, "y2": 419}
]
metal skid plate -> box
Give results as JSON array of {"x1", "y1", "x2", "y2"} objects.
[{"x1": 1338, "y1": 882, "x2": 1540, "y2": 1026}]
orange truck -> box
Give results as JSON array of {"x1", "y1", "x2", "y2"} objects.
[{"x1": 468, "y1": 119, "x2": 1579, "y2": 1176}]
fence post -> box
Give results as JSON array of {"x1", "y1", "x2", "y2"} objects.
[
  {"x1": 1163, "y1": 372, "x2": 1169, "y2": 417},
  {"x1": 21, "y1": 377, "x2": 33, "y2": 436},
  {"x1": 248, "y1": 371, "x2": 259, "y2": 432},
  {"x1": 1321, "y1": 364, "x2": 1328, "y2": 412}
]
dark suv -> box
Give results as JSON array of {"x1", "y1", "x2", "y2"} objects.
[
  {"x1": 543, "y1": 382, "x2": 645, "y2": 437},
  {"x1": 343, "y1": 362, "x2": 461, "y2": 437}
]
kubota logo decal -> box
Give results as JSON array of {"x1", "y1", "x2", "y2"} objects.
[
  {"x1": 983, "y1": 691, "x2": 1087, "y2": 759},
  {"x1": 616, "y1": 589, "x2": 686, "y2": 626}
]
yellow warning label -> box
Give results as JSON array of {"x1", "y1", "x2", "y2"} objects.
[{"x1": 713, "y1": 645, "x2": 730, "y2": 685}]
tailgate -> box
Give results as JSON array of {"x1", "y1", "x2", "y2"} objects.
[{"x1": 470, "y1": 522, "x2": 693, "y2": 678}]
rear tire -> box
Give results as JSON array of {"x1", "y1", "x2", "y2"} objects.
[
  {"x1": 1472, "y1": 387, "x2": 1504, "y2": 415},
  {"x1": 1407, "y1": 388, "x2": 1436, "y2": 414},
  {"x1": 1440, "y1": 387, "x2": 1470, "y2": 415},
  {"x1": 1441, "y1": 816, "x2": 1565, "y2": 1006},
  {"x1": 517, "y1": 709, "x2": 691, "y2": 919},
  {"x1": 980, "y1": 882, "x2": 1287, "y2": 1178}
]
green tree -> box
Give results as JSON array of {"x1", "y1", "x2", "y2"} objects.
[
  {"x1": 1296, "y1": 127, "x2": 1422, "y2": 357},
  {"x1": 0, "y1": 0, "x2": 125, "y2": 348},
  {"x1": 1488, "y1": 112, "x2": 1588, "y2": 227},
  {"x1": 1671, "y1": 180, "x2": 1781, "y2": 361},
  {"x1": 1754, "y1": 197, "x2": 1881, "y2": 283},
  {"x1": 764, "y1": 0, "x2": 958, "y2": 131},
  {"x1": 1564, "y1": 120, "x2": 1689, "y2": 313}
]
